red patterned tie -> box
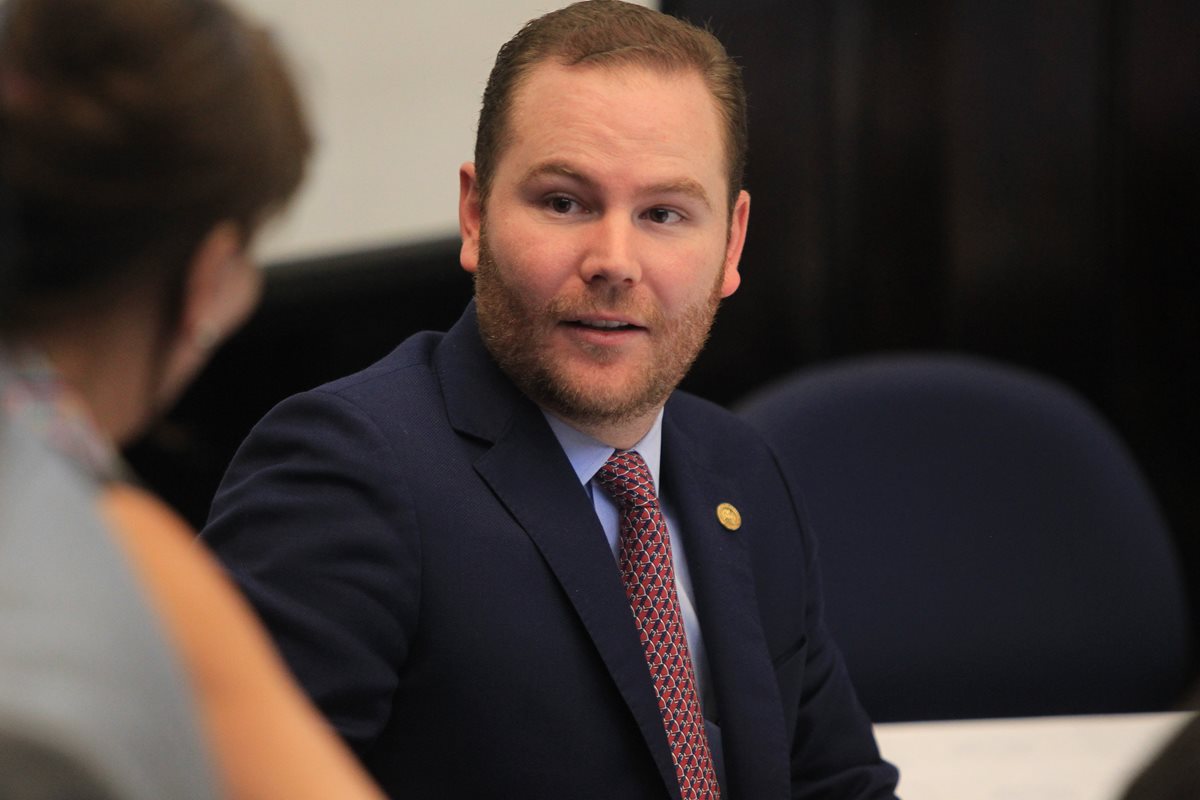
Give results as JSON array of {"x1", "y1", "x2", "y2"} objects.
[{"x1": 596, "y1": 450, "x2": 721, "y2": 800}]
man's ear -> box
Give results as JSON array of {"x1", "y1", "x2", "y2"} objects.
[
  {"x1": 179, "y1": 221, "x2": 258, "y2": 350},
  {"x1": 459, "y1": 162, "x2": 482, "y2": 274},
  {"x1": 720, "y1": 189, "x2": 750, "y2": 298}
]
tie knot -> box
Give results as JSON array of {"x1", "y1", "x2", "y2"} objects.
[{"x1": 596, "y1": 449, "x2": 657, "y2": 511}]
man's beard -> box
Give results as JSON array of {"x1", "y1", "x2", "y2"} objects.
[{"x1": 473, "y1": 228, "x2": 724, "y2": 431}]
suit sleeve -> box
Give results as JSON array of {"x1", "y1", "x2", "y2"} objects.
[{"x1": 200, "y1": 388, "x2": 420, "y2": 757}]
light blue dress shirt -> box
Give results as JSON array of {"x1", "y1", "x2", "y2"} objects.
[{"x1": 542, "y1": 410, "x2": 716, "y2": 715}]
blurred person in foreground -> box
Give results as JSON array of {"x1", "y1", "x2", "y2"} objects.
[
  {"x1": 202, "y1": 1, "x2": 899, "y2": 798},
  {"x1": 0, "y1": 0, "x2": 383, "y2": 797}
]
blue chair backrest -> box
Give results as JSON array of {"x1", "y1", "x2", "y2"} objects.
[{"x1": 739, "y1": 354, "x2": 1193, "y2": 721}]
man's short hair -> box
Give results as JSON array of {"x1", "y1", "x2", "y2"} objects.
[{"x1": 474, "y1": 0, "x2": 747, "y2": 213}]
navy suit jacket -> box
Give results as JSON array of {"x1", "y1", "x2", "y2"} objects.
[{"x1": 202, "y1": 305, "x2": 898, "y2": 799}]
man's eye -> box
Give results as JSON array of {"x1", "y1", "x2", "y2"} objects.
[
  {"x1": 547, "y1": 196, "x2": 578, "y2": 214},
  {"x1": 645, "y1": 207, "x2": 683, "y2": 224}
]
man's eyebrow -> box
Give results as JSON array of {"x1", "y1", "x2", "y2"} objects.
[
  {"x1": 520, "y1": 162, "x2": 714, "y2": 212},
  {"x1": 520, "y1": 161, "x2": 593, "y2": 188},
  {"x1": 643, "y1": 178, "x2": 713, "y2": 212}
]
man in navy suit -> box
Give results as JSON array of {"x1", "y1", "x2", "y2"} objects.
[{"x1": 202, "y1": 2, "x2": 899, "y2": 797}]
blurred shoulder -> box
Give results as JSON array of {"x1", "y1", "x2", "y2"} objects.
[{"x1": 99, "y1": 483, "x2": 224, "y2": 601}]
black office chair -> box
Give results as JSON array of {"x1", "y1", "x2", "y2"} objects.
[{"x1": 738, "y1": 354, "x2": 1193, "y2": 722}]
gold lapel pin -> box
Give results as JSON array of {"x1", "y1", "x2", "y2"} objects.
[{"x1": 716, "y1": 502, "x2": 742, "y2": 531}]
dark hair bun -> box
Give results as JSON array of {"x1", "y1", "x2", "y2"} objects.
[{"x1": 0, "y1": 0, "x2": 311, "y2": 328}]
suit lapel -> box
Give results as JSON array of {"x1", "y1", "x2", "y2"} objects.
[
  {"x1": 662, "y1": 412, "x2": 792, "y2": 799},
  {"x1": 436, "y1": 306, "x2": 684, "y2": 799}
]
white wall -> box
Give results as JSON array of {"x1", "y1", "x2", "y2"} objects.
[{"x1": 238, "y1": 0, "x2": 656, "y2": 264}]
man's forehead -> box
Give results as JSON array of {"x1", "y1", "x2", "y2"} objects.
[
  {"x1": 499, "y1": 60, "x2": 730, "y2": 192},
  {"x1": 512, "y1": 58, "x2": 711, "y2": 110}
]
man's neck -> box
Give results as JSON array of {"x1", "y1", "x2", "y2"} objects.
[{"x1": 549, "y1": 408, "x2": 661, "y2": 451}]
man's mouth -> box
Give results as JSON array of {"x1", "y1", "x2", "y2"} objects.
[{"x1": 570, "y1": 319, "x2": 639, "y2": 330}]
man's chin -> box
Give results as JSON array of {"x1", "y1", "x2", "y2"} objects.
[{"x1": 535, "y1": 371, "x2": 667, "y2": 429}]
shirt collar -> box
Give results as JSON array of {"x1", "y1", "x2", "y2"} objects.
[{"x1": 543, "y1": 408, "x2": 665, "y2": 492}]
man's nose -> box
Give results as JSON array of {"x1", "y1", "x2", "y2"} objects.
[{"x1": 579, "y1": 213, "x2": 642, "y2": 287}]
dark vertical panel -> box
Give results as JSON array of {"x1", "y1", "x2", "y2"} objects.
[
  {"x1": 943, "y1": 0, "x2": 1111, "y2": 396},
  {"x1": 1111, "y1": 0, "x2": 1200, "y2": 619},
  {"x1": 826, "y1": 1, "x2": 946, "y2": 354}
]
